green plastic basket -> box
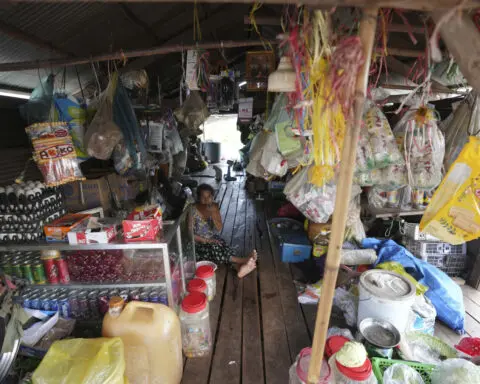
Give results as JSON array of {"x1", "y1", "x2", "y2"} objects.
[{"x1": 372, "y1": 358, "x2": 436, "y2": 384}]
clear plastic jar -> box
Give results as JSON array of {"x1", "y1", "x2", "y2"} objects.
[
  {"x1": 187, "y1": 278, "x2": 208, "y2": 295},
  {"x1": 289, "y1": 347, "x2": 331, "y2": 384},
  {"x1": 195, "y1": 265, "x2": 216, "y2": 301},
  {"x1": 329, "y1": 355, "x2": 377, "y2": 384},
  {"x1": 180, "y1": 292, "x2": 212, "y2": 357}
]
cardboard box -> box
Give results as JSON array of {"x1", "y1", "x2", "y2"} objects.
[
  {"x1": 63, "y1": 174, "x2": 145, "y2": 213},
  {"x1": 67, "y1": 217, "x2": 120, "y2": 244},
  {"x1": 123, "y1": 205, "x2": 162, "y2": 242},
  {"x1": 44, "y1": 213, "x2": 91, "y2": 242}
]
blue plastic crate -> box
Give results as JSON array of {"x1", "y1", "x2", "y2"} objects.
[{"x1": 278, "y1": 232, "x2": 312, "y2": 263}]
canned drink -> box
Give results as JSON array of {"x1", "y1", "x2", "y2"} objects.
[
  {"x1": 386, "y1": 190, "x2": 399, "y2": 208},
  {"x1": 58, "y1": 294, "x2": 71, "y2": 319},
  {"x1": 129, "y1": 289, "x2": 140, "y2": 301},
  {"x1": 109, "y1": 289, "x2": 119, "y2": 298},
  {"x1": 98, "y1": 290, "x2": 110, "y2": 315},
  {"x1": 68, "y1": 290, "x2": 80, "y2": 318},
  {"x1": 148, "y1": 290, "x2": 160, "y2": 303},
  {"x1": 55, "y1": 257, "x2": 70, "y2": 284},
  {"x1": 48, "y1": 295, "x2": 59, "y2": 312},
  {"x1": 78, "y1": 291, "x2": 89, "y2": 319},
  {"x1": 119, "y1": 290, "x2": 129, "y2": 302},
  {"x1": 11, "y1": 261, "x2": 22, "y2": 278},
  {"x1": 32, "y1": 262, "x2": 47, "y2": 284},
  {"x1": 22, "y1": 261, "x2": 35, "y2": 284},
  {"x1": 39, "y1": 294, "x2": 51, "y2": 311},
  {"x1": 2, "y1": 260, "x2": 12, "y2": 276},
  {"x1": 29, "y1": 295, "x2": 40, "y2": 310},
  {"x1": 42, "y1": 257, "x2": 59, "y2": 284},
  {"x1": 16, "y1": 294, "x2": 27, "y2": 307},
  {"x1": 139, "y1": 292, "x2": 149, "y2": 302},
  {"x1": 412, "y1": 189, "x2": 424, "y2": 208},
  {"x1": 88, "y1": 291, "x2": 100, "y2": 319},
  {"x1": 158, "y1": 288, "x2": 168, "y2": 306}
]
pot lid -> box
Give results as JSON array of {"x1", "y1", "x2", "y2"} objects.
[{"x1": 360, "y1": 270, "x2": 415, "y2": 301}]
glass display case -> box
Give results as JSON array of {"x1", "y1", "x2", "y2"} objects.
[{"x1": 0, "y1": 208, "x2": 196, "y2": 317}]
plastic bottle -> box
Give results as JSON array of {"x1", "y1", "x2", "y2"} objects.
[
  {"x1": 102, "y1": 296, "x2": 183, "y2": 384},
  {"x1": 195, "y1": 265, "x2": 216, "y2": 301},
  {"x1": 180, "y1": 292, "x2": 212, "y2": 357}
]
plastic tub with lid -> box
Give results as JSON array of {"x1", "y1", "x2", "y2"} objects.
[
  {"x1": 358, "y1": 270, "x2": 415, "y2": 333},
  {"x1": 329, "y1": 354, "x2": 377, "y2": 384},
  {"x1": 195, "y1": 265, "x2": 216, "y2": 301},
  {"x1": 289, "y1": 347, "x2": 331, "y2": 384},
  {"x1": 180, "y1": 292, "x2": 212, "y2": 357},
  {"x1": 187, "y1": 278, "x2": 208, "y2": 295}
]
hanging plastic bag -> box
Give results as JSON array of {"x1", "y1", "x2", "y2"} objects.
[
  {"x1": 20, "y1": 74, "x2": 54, "y2": 125},
  {"x1": 53, "y1": 95, "x2": 89, "y2": 161},
  {"x1": 174, "y1": 91, "x2": 209, "y2": 134},
  {"x1": 364, "y1": 99, "x2": 404, "y2": 168},
  {"x1": 26, "y1": 122, "x2": 85, "y2": 186},
  {"x1": 84, "y1": 75, "x2": 123, "y2": 160},
  {"x1": 443, "y1": 93, "x2": 480, "y2": 169},
  {"x1": 356, "y1": 118, "x2": 375, "y2": 173},
  {"x1": 284, "y1": 165, "x2": 336, "y2": 223},
  {"x1": 420, "y1": 136, "x2": 480, "y2": 244},
  {"x1": 383, "y1": 364, "x2": 425, "y2": 384},
  {"x1": 32, "y1": 337, "x2": 127, "y2": 384},
  {"x1": 394, "y1": 106, "x2": 445, "y2": 190},
  {"x1": 260, "y1": 133, "x2": 287, "y2": 177},
  {"x1": 246, "y1": 131, "x2": 269, "y2": 178}
]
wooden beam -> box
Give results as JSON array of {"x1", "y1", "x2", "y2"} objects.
[
  {"x1": 10, "y1": 0, "x2": 480, "y2": 11},
  {"x1": 0, "y1": 19, "x2": 75, "y2": 57},
  {"x1": 244, "y1": 15, "x2": 425, "y2": 35},
  {"x1": 0, "y1": 39, "x2": 276, "y2": 72},
  {"x1": 376, "y1": 47, "x2": 424, "y2": 58},
  {"x1": 307, "y1": 7, "x2": 378, "y2": 384}
]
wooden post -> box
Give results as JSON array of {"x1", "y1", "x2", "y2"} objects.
[{"x1": 307, "y1": 8, "x2": 378, "y2": 384}]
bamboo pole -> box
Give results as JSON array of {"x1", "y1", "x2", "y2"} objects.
[
  {"x1": 307, "y1": 7, "x2": 378, "y2": 384},
  {"x1": 0, "y1": 39, "x2": 275, "y2": 72}
]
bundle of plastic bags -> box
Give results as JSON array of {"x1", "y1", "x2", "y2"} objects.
[
  {"x1": 393, "y1": 106, "x2": 445, "y2": 191},
  {"x1": 442, "y1": 93, "x2": 480, "y2": 169}
]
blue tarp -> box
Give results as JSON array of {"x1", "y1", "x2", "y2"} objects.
[{"x1": 362, "y1": 238, "x2": 465, "y2": 334}]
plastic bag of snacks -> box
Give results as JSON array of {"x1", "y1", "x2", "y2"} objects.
[
  {"x1": 364, "y1": 99, "x2": 404, "y2": 168},
  {"x1": 26, "y1": 122, "x2": 84, "y2": 186},
  {"x1": 394, "y1": 106, "x2": 445, "y2": 190},
  {"x1": 284, "y1": 166, "x2": 336, "y2": 224},
  {"x1": 420, "y1": 136, "x2": 480, "y2": 244},
  {"x1": 378, "y1": 164, "x2": 408, "y2": 191},
  {"x1": 246, "y1": 131, "x2": 269, "y2": 178},
  {"x1": 356, "y1": 118, "x2": 375, "y2": 172}
]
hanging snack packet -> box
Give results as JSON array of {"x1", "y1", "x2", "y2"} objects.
[
  {"x1": 26, "y1": 122, "x2": 84, "y2": 186},
  {"x1": 420, "y1": 136, "x2": 480, "y2": 244}
]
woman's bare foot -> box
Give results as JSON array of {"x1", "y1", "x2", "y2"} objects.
[
  {"x1": 237, "y1": 258, "x2": 256, "y2": 278},
  {"x1": 249, "y1": 249, "x2": 258, "y2": 261}
]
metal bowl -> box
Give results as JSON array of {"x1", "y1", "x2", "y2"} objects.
[{"x1": 359, "y1": 318, "x2": 401, "y2": 349}]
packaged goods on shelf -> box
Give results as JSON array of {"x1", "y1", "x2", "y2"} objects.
[
  {"x1": 123, "y1": 205, "x2": 162, "y2": 242},
  {"x1": 67, "y1": 217, "x2": 121, "y2": 245},
  {"x1": 44, "y1": 213, "x2": 91, "y2": 242}
]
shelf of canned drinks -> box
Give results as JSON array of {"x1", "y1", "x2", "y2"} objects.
[{"x1": 17, "y1": 285, "x2": 169, "y2": 320}]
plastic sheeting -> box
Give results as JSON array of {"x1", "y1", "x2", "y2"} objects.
[{"x1": 362, "y1": 238, "x2": 465, "y2": 333}]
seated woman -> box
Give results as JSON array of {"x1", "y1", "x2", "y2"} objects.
[{"x1": 193, "y1": 184, "x2": 256, "y2": 278}]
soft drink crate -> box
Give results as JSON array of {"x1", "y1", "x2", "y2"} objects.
[
  {"x1": 411, "y1": 252, "x2": 467, "y2": 277},
  {"x1": 402, "y1": 222, "x2": 440, "y2": 241},
  {"x1": 402, "y1": 237, "x2": 466, "y2": 257}
]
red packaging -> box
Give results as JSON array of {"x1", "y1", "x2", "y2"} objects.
[
  {"x1": 123, "y1": 219, "x2": 160, "y2": 242},
  {"x1": 123, "y1": 205, "x2": 163, "y2": 242},
  {"x1": 42, "y1": 257, "x2": 59, "y2": 284},
  {"x1": 55, "y1": 257, "x2": 70, "y2": 284}
]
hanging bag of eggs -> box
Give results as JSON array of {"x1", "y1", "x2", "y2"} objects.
[{"x1": 26, "y1": 122, "x2": 84, "y2": 186}]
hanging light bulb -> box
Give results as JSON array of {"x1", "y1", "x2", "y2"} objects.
[{"x1": 268, "y1": 56, "x2": 296, "y2": 93}]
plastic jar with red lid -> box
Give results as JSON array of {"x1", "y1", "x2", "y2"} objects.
[
  {"x1": 195, "y1": 265, "x2": 216, "y2": 301},
  {"x1": 180, "y1": 292, "x2": 212, "y2": 357},
  {"x1": 187, "y1": 278, "x2": 208, "y2": 295},
  {"x1": 329, "y1": 354, "x2": 377, "y2": 384}
]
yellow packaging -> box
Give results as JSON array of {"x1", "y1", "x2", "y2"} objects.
[
  {"x1": 420, "y1": 136, "x2": 480, "y2": 244},
  {"x1": 32, "y1": 337, "x2": 127, "y2": 384}
]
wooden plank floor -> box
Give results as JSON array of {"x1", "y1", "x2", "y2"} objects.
[
  {"x1": 182, "y1": 178, "x2": 312, "y2": 384},
  {"x1": 182, "y1": 173, "x2": 480, "y2": 383}
]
